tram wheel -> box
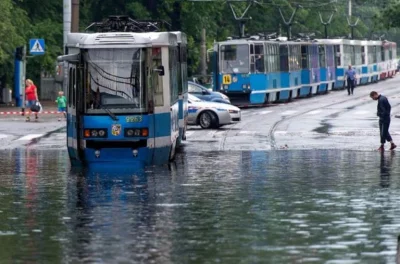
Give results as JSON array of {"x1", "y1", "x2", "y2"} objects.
[{"x1": 199, "y1": 111, "x2": 217, "y2": 129}]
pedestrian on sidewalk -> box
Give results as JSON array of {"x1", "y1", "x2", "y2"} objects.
[
  {"x1": 344, "y1": 64, "x2": 356, "y2": 95},
  {"x1": 370, "y1": 91, "x2": 397, "y2": 152},
  {"x1": 55, "y1": 91, "x2": 67, "y2": 121},
  {"x1": 25, "y1": 79, "x2": 39, "y2": 121}
]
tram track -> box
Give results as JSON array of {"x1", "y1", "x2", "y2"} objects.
[{"x1": 217, "y1": 76, "x2": 400, "y2": 151}]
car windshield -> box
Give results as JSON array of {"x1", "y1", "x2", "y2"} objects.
[
  {"x1": 220, "y1": 44, "x2": 249, "y2": 74},
  {"x1": 188, "y1": 94, "x2": 202, "y2": 102},
  {"x1": 85, "y1": 48, "x2": 146, "y2": 113}
]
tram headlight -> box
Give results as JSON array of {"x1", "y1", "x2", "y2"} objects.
[
  {"x1": 125, "y1": 128, "x2": 149, "y2": 137},
  {"x1": 242, "y1": 84, "x2": 246, "y2": 89},
  {"x1": 84, "y1": 129, "x2": 108, "y2": 138},
  {"x1": 94, "y1": 149, "x2": 100, "y2": 158},
  {"x1": 98, "y1": 130, "x2": 106, "y2": 137},
  {"x1": 223, "y1": 85, "x2": 228, "y2": 90}
]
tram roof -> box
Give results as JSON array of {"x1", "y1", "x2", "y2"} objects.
[
  {"x1": 216, "y1": 38, "x2": 281, "y2": 46},
  {"x1": 66, "y1": 31, "x2": 179, "y2": 48},
  {"x1": 314, "y1": 38, "x2": 369, "y2": 45},
  {"x1": 171, "y1": 31, "x2": 187, "y2": 44}
]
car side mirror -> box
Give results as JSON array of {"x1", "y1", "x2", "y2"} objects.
[
  {"x1": 154, "y1": 65, "x2": 164, "y2": 76},
  {"x1": 202, "y1": 90, "x2": 208, "y2": 95}
]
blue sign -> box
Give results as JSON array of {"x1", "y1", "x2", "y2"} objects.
[{"x1": 29, "y1": 39, "x2": 45, "y2": 55}]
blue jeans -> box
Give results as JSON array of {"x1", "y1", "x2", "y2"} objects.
[{"x1": 26, "y1": 100, "x2": 36, "y2": 108}]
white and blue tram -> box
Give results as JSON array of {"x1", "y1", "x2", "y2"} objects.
[
  {"x1": 58, "y1": 29, "x2": 187, "y2": 166},
  {"x1": 212, "y1": 37, "x2": 397, "y2": 106}
]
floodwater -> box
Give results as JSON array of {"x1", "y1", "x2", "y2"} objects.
[{"x1": 0, "y1": 148, "x2": 400, "y2": 263}]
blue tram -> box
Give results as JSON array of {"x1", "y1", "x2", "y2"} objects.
[
  {"x1": 299, "y1": 41, "x2": 320, "y2": 97},
  {"x1": 58, "y1": 29, "x2": 188, "y2": 166},
  {"x1": 212, "y1": 36, "x2": 397, "y2": 106}
]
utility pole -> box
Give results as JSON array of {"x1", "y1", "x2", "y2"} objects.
[
  {"x1": 71, "y1": 0, "x2": 80, "y2": 32},
  {"x1": 347, "y1": 0, "x2": 359, "y2": 39},
  {"x1": 348, "y1": 0, "x2": 351, "y2": 17},
  {"x1": 200, "y1": 28, "x2": 207, "y2": 77},
  {"x1": 63, "y1": 0, "x2": 71, "y2": 54}
]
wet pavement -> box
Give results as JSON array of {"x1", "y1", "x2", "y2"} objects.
[
  {"x1": 0, "y1": 149, "x2": 400, "y2": 263},
  {"x1": 1, "y1": 77, "x2": 400, "y2": 263}
]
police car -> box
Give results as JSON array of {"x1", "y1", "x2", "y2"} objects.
[{"x1": 187, "y1": 94, "x2": 241, "y2": 129}]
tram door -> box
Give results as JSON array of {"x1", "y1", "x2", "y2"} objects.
[{"x1": 66, "y1": 63, "x2": 79, "y2": 161}]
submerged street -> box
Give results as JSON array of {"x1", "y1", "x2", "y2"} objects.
[{"x1": 1, "y1": 77, "x2": 400, "y2": 263}]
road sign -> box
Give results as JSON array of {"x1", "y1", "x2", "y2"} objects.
[{"x1": 29, "y1": 39, "x2": 45, "y2": 55}]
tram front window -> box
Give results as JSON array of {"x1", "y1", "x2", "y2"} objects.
[
  {"x1": 220, "y1": 44, "x2": 249, "y2": 74},
  {"x1": 85, "y1": 48, "x2": 146, "y2": 113}
]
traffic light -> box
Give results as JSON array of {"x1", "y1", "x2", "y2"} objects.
[{"x1": 15, "y1": 46, "x2": 24, "y2": 61}]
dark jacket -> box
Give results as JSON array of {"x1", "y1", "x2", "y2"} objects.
[{"x1": 377, "y1": 95, "x2": 391, "y2": 121}]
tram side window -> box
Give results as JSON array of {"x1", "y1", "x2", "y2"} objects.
[
  {"x1": 376, "y1": 46, "x2": 381, "y2": 63},
  {"x1": 351, "y1": 46, "x2": 356, "y2": 65},
  {"x1": 253, "y1": 44, "x2": 264, "y2": 73},
  {"x1": 280, "y1": 45, "x2": 289, "y2": 72},
  {"x1": 344, "y1": 45, "x2": 349, "y2": 66},
  {"x1": 266, "y1": 44, "x2": 278, "y2": 73},
  {"x1": 372, "y1": 46, "x2": 376, "y2": 63},
  {"x1": 361, "y1": 46, "x2": 365, "y2": 65},
  {"x1": 381, "y1": 46, "x2": 385, "y2": 62},
  {"x1": 327, "y1": 45, "x2": 334, "y2": 67},
  {"x1": 334, "y1": 45, "x2": 341, "y2": 66},
  {"x1": 301, "y1": 45, "x2": 308, "y2": 69},
  {"x1": 68, "y1": 68, "x2": 72, "y2": 107},
  {"x1": 289, "y1": 45, "x2": 300, "y2": 71},
  {"x1": 273, "y1": 44, "x2": 279, "y2": 72},
  {"x1": 367, "y1": 46, "x2": 373, "y2": 64},
  {"x1": 169, "y1": 46, "x2": 179, "y2": 104},
  {"x1": 355, "y1": 46, "x2": 362, "y2": 65},
  {"x1": 319, "y1": 45, "x2": 326, "y2": 68}
]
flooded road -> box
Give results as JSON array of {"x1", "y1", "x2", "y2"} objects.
[{"x1": 1, "y1": 148, "x2": 400, "y2": 263}]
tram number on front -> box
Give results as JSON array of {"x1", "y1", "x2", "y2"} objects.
[
  {"x1": 222, "y1": 75, "x2": 232, "y2": 85},
  {"x1": 126, "y1": 116, "x2": 142, "y2": 123}
]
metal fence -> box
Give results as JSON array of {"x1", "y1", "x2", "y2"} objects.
[{"x1": 40, "y1": 77, "x2": 62, "y2": 100}]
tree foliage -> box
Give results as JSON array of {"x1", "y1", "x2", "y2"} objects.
[{"x1": 0, "y1": 0, "x2": 399, "y2": 88}]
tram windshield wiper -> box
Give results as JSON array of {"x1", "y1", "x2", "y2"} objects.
[{"x1": 100, "y1": 105, "x2": 119, "y2": 121}]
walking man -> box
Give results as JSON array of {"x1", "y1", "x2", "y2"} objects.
[
  {"x1": 344, "y1": 64, "x2": 356, "y2": 95},
  {"x1": 370, "y1": 91, "x2": 397, "y2": 151}
]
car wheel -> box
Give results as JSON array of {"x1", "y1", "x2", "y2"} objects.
[{"x1": 199, "y1": 111, "x2": 216, "y2": 129}]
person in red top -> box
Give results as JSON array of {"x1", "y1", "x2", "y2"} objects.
[{"x1": 25, "y1": 79, "x2": 39, "y2": 121}]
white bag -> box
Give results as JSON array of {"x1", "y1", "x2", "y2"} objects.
[{"x1": 36, "y1": 101, "x2": 43, "y2": 113}]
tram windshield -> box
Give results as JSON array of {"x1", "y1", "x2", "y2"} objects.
[
  {"x1": 220, "y1": 44, "x2": 249, "y2": 74},
  {"x1": 85, "y1": 48, "x2": 146, "y2": 112}
]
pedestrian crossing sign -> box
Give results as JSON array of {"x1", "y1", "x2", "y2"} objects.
[{"x1": 29, "y1": 39, "x2": 45, "y2": 55}]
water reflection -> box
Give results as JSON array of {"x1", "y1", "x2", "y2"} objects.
[
  {"x1": 380, "y1": 152, "x2": 395, "y2": 188},
  {"x1": 1, "y1": 149, "x2": 400, "y2": 263},
  {"x1": 66, "y1": 164, "x2": 176, "y2": 263}
]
